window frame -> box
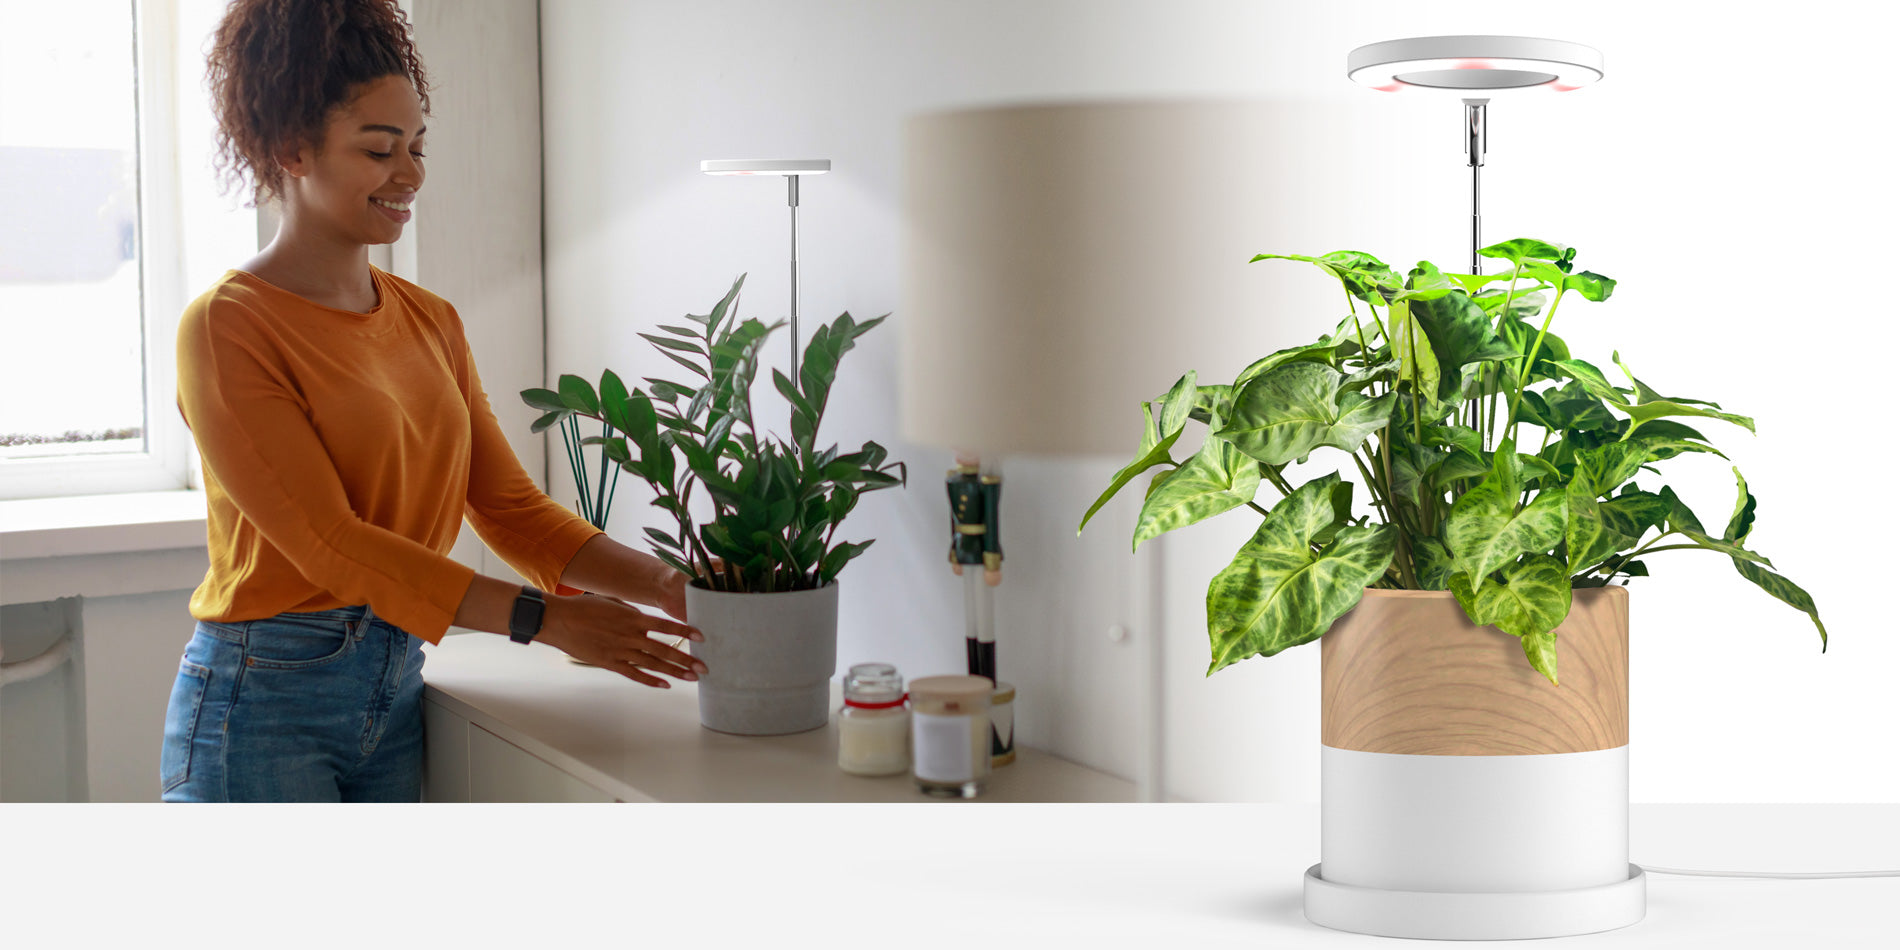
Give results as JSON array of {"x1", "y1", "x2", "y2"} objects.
[{"x1": 0, "y1": 0, "x2": 237, "y2": 501}]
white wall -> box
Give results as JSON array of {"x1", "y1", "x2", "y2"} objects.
[{"x1": 540, "y1": 0, "x2": 1899, "y2": 802}]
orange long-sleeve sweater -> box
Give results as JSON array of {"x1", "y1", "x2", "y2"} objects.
[{"x1": 175, "y1": 265, "x2": 600, "y2": 643}]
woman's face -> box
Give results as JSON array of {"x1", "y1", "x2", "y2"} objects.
[{"x1": 277, "y1": 74, "x2": 426, "y2": 246}]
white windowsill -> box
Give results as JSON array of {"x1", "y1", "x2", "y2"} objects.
[{"x1": 0, "y1": 489, "x2": 208, "y2": 561}]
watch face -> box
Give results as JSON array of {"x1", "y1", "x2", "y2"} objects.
[{"x1": 510, "y1": 589, "x2": 546, "y2": 642}]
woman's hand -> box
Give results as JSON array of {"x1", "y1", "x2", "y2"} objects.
[
  {"x1": 651, "y1": 558, "x2": 724, "y2": 623},
  {"x1": 536, "y1": 591, "x2": 706, "y2": 689}
]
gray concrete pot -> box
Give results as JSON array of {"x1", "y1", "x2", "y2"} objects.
[{"x1": 685, "y1": 580, "x2": 838, "y2": 736}]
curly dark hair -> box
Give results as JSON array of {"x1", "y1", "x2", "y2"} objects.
[{"x1": 206, "y1": 0, "x2": 432, "y2": 207}]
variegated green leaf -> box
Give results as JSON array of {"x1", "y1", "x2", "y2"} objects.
[
  {"x1": 1205, "y1": 473, "x2": 1395, "y2": 674},
  {"x1": 1133, "y1": 429, "x2": 1261, "y2": 552},
  {"x1": 1086, "y1": 381, "x2": 1185, "y2": 535},
  {"x1": 1218, "y1": 362, "x2": 1397, "y2": 467},
  {"x1": 1478, "y1": 238, "x2": 1566, "y2": 266},
  {"x1": 1450, "y1": 555, "x2": 1571, "y2": 684},
  {"x1": 1250, "y1": 250, "x2": 1402, "y2": 305},
  {"x1": 1385, "y1": 298, "x2": 1441, "y2": 397},
  {"x1": 1234, "y1": 316, "x2": 1362, "y2": 387},
  {"x1": 1412, "y1": 536, "x2": 1455, "y2": 591},
  {"x1": 1404, "y1": 290, "x2": 1521, "y2": 401},
  {"x1": 1732, "y1": 559, "x2": 1827, "y2": 650},
  {"x1": 1724, "y1": 467, "x2": 1756, "y2": 544},
  {"x1": 1565, "y1": 477, "x2": 1630, "y2": 572},
  {"x1": 1444, "y1": 439, "x2": 1568, "y2": 579}
]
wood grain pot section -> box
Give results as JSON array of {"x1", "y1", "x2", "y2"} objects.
[{"x1": 1321, "y1": 587, "x2": 1628, "y2": 756}]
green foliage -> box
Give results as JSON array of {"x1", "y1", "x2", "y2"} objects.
[
  {"x1": 523, "y1": 275, "x2": 906, "y2": 591},
  {"x1": 1080, "y1": 239, "x2": 1825, "y2": 681}
]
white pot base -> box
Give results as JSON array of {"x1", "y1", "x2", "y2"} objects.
[{"x1": 1303, "y1": 862, "x2": 1646, "y2": 940}]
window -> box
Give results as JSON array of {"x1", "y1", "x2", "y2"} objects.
[{"x1": 0, "y1": 0, "x2": 256, "y2": 500}]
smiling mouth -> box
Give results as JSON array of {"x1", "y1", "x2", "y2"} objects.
[{"x1": 371, "y1": 197, "x2": 411, "y2": 212}]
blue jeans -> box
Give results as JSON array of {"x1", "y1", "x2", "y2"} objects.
[{"x1": 159, "y1": 605, "x2": 426, "y2": 802}]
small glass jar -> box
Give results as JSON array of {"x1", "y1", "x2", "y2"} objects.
[
  {"x1": 838, "y1": 663, "x2": 910, "y2": 776},
  {"x1": 909, "y1": 674, "x2": 993, "y2": 798}
]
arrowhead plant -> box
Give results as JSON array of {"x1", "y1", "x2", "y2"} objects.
[
  {"x1": 523, "y1": 274, "x2": 907, "y2": 593},
  {"x1": 1079, "y1": 241, "x2": 1825, "y2": 685}
]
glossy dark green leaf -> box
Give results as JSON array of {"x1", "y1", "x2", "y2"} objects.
[
  {"x1": 557, "y1": 374, "x2": 599, "y2": 415},
  {"x1": 820, "y1": 539, "x2": 875, "y2": 585},
  {"x1": 522, "y1": 387, "x2": 569, "y2": 413},
  {"x1": 1218, "y1": 362, "x2": 1396, "y2": 467},
  {"x1": 598, "y1": 369, "x2": 634, "y2": 436},
  {"x1": 529, "y1": 410, "x2": 565, "y2": 434},
  {"x1": 1204, "y1": 473, "x2": 1396, "y2": 673},
  {"x1": 640, "y1": 333, "x2": 708, "y2": 357}
]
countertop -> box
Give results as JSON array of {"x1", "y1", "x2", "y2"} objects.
[{"x1": 420, "y1": 632, "x2": 1134, "y2": 802}]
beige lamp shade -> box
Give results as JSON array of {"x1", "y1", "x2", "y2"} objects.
[{"x1": 900, "y1": 100, "x2": 1345, "y2": 457}]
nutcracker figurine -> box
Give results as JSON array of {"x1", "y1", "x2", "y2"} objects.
[
  {"x1": 947, "y1": 452, "x2": 1014, "y2": 767},
  {"x1": 946, "y1": 452, "x2": 1002, "y2": 681}
]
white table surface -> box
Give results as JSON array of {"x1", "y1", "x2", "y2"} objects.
[
  {"x1": 420, "y1": 632, "x2": 1134, "y2": 802},
  {"x1": 416, "y1": 635, "x2": 1896, "y2": 947}
]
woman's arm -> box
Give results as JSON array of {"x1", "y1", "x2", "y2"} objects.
[
  {"x1": 452, "y1": 570, "x2": 705, "y2": 689},
  {"x1": 558, "y1": 533, "x2": 689, "y2": 617}
]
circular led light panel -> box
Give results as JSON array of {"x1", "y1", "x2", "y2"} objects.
[
  {"x1": 700, "y1": 159, "x2": 832, "y2": 175},
  {"x1": 1347, "y1": 35, "x2": 1602, "y2": 93}
]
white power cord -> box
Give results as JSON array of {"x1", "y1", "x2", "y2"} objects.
[{"x1": 1637, "y1": 865, "x2": 1900, "y2": 879}]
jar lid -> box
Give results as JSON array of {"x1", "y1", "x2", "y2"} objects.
[
  {"x1": 844, "y1": 662, "x2": 903, "y2": 704},
  {"x1": 909, "y1": 675, "x2": 994, "y2": 704}
]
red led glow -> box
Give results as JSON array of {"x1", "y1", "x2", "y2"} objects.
[
  {"x1": 1551, "y1": 83, "x2": 1581, "y2": 92},
  {"x1": 1454, "y1": 59, "x2": 1496, "y2": 70},
  {"x1": 1374, "y1": 82, "x2": 1403, "y2": 92}
]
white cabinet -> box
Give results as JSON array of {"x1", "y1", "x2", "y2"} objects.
[{"x1": 424, "y1": 696, "x2": 616, "y2": 803}]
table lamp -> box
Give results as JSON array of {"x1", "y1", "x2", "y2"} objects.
[{"x1": 900, "y1": 101, "x2": 1333, "y2": 802}]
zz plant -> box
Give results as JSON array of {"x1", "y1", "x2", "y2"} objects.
[
  {"x1": 523, "y1": 275, "x2": 906, "y2": 593},
  {"x1": 1079, "y1": 239, "x2": 1824, "y2": 685}
]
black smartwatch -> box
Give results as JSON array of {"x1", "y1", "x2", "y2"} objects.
[{"x1": 508, "y1": 586, "x2": 547, "y2": 644}]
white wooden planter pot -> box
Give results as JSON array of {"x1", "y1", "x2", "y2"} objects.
[{"x1": 1303, "y1": 587, "x2": 1647, "y2": 940}]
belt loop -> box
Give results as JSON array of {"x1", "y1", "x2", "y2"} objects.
[{"x1": 356, "y1": 603, "x2": 375, "y2": 640}]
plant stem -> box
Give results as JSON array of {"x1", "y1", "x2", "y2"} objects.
[
  {"x1": 1507, "y1": 287, "x2": 1567, "y2": 446},
  {"x1": 1486, "y1": 267, "x2": 1523, "y2": 451},
  {"x1": 1260, "y1": 463, "x2": 1296, "y2": 497},
  {"x1": 1351, "y1": 451, "x2": 1391, "y2": 524},
  {"x1": 1399, "y1": 305, "x2": 1424, "y2": 444},
  {"x1": 563, "y1": 415, "x2": 591, "y2": 525},
  {"x1": 594, "y1": 417, "x2": 609, "y2": 528}
]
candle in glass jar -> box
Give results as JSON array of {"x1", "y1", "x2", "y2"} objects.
[
  {"x1": 908, "y1": 675, "x2": 993, "y2": 798},
  {"x1": 838, "y1": 663, "x2": 910, "y2": 776}
]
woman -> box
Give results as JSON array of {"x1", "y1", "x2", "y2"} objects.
[{"x1": 160, "y1": 0, "x2": 702, "y2": 802}]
